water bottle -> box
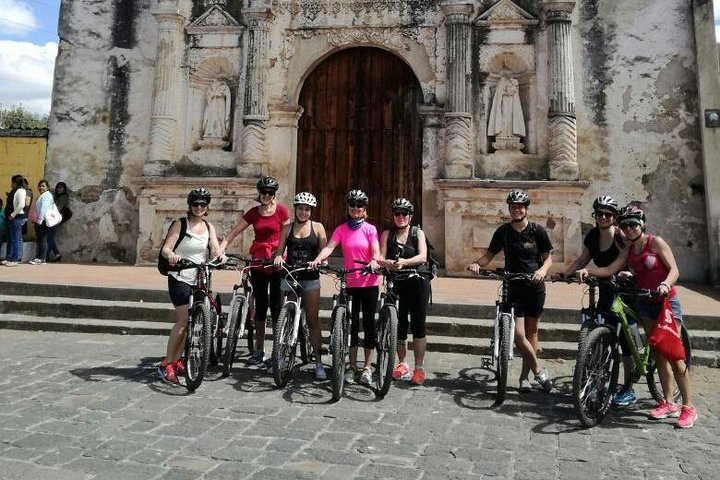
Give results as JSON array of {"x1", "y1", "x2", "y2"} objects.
[{"x1": 628, "y1": 316, "x2": 644, "y2": 352}]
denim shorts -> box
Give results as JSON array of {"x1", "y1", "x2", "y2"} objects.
[
  {"x1": 632, "y1": 295, "x2": 683, "y2": 323},
  {"x1": 280, "y1": 278, "x2": 320, "y2": 294}
]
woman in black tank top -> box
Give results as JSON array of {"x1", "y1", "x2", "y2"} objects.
[{"x1": 274, "y1": 192, "x2": 329, "y2": 380}]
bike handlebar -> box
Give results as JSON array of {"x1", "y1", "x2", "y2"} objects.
[
  {"x1": 551, "y1": 274, "x2": 660, "y2": 298},
  {"x1": 172, "y1": 257, "x2": 226, "y2": 271},
  {"x1": 468, "y1": 267, "x2": 534, "y2": 282}
]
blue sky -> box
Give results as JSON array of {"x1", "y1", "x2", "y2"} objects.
[{"x1": 0, "y1": 0, "x2": 719, "y2": 117}]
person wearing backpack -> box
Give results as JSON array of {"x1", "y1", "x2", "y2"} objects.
[
  {"x1": 468, "y1": 189, "x2": 554, "y2": 394},
  {"x1": 379, "y1": 198, "x2": 431, "y2": 385},
  {"x1": 157, "y1": 188, "x2": 223, "y2": 383}
]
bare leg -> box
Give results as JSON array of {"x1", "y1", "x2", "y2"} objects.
[
  {"x1": 166, "y1": 305, "x2": 189, "y2": 362},
  {"x1": 515, "y1": 316, "x2": 540, "y2": 378}
]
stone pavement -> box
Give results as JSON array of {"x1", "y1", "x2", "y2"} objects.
[{"x1": 0, "y1": 330, "x2": 718, "y2": 480}]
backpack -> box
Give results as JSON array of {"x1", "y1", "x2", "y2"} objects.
[
  {"x1": 157, "y1": 218, "x2": 209, "y2": 276},
  {"x1": 389, "y1": 225, "x2": 440, "y2": 280}
]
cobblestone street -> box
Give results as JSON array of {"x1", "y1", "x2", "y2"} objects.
[{"x1": 0, "y1": 330, "x2": 718, "y2": 479}]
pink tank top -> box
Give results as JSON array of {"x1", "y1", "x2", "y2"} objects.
[{"x1": 627, "y1": 235, "x2": 676, "y2": 297}]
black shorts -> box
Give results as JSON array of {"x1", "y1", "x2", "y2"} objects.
[
  {"x1": 507, "y1": 280, "x2": 546, "y2": 318},
  {"x1": 168, "y1": 275, "x2": 193, "y2": 307}
]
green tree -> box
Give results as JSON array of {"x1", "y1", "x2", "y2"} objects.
[{"x1": 0, "y1": 105, "x2": 49, "y2": 130}]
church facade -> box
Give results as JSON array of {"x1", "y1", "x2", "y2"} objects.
[{"x1": 46, "y1": 0, "x2": 720, "y2": 281}]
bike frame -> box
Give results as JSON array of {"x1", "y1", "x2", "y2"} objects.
[
  {"x1": 230, "y1": 261, "x2": 255, "y2": 339},
  {"x1": 279, "y1": 265, "x2": 309, "y2": 348},
  {"x1": 609, "y1": 294, "x2": 652, "y2": 378}
]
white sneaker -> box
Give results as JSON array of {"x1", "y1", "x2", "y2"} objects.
[
  {"x1": 519, "y1": 377, "x2": 532, "y2": 393},
  {"x1": 314, "y1": 364, "x2": 327, "y2": 380},
  {"x1": 359, "y1": 367, "x2": 373, "y2": 385},
  {"x1": 534, "y1": 368, "x2": 553, "y2": 393},
  {"x1": 29, "y1": 258, "x2": 44, "y2": 265}
]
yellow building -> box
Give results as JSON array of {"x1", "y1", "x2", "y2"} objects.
[{"x1": 0, "y1": 129, "x2": 49, "y2": 244}]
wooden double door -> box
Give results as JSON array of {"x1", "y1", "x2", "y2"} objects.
[{"x1": 296, "y1": 47, "x2": 424, "y2": 231}]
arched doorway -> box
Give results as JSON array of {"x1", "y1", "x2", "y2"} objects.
[{"x1": 296, "y1": 47, "x2": 424, "y2": 230}]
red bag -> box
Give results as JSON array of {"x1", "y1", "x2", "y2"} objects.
[{"x1": 648, "y1": 298, "x2": 686, "y2": 362}]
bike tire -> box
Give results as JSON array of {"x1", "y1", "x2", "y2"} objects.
[
  {"x1": 646, "y1": 323, "x2": 692, "y2": 404},
  {"x1": 209, "y1": 294, "x2": 224, "y2": 367},
  {"x1": 185, "y1": 302, "x2": 212, "y2": 391},
  {"x1": 572, "y1": 326, "x2": 619, "y2": 428},
  {"x1": 578, "y1": 319, "x2": 596, "y2": 351},
  {"x1": 495, "y1": 313, "x2": 512, "y2": 405},
  {"x1": 330, "y1": 305, "x2": 348, "y2": 401},
  {"x1": 375, "y1": 305, "x2": 398, "y2": 398},
  {"x1": 222, "y1": 296, "x2": 245, "y2": 377},
  {"x1": 298, "y1": 310, "x2": 312, "y2": 365},
  {"x1": 272, "y1": 303, "x2": 297, "y2": 388},
  {"x1": 246, "y1": 299, "x2": 255, "y2": 354}
]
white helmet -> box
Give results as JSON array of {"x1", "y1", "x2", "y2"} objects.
[{"x1": 293, "y1": 192, "x2": 317, "y2": 208}]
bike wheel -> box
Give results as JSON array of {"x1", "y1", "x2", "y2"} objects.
[
  {"x1": 246, "y1": 298, "x2": 256, "y2": 354},
  {"x1": 375, "y1": 305, "x2": 398, "y2": 398},
  {"x1": 209, "y1": 294, "x2": 224, "y2": 367},
  {"x1": 330, "y1": 305, "x2": 348, "y2": 401},
  {"x1": 298, "y1": 310, "x2": 312, "y2": 365},
  {"x1": 495, "y1": 313, "x2": 512, "y2": 405},
  {"x1": 646, "y1": 323, "x2": 692, "y2": 404},
  {"x1": 222, "y1": 296, "x2": 245, "y2": 377},
  {"x1": 572, "y1": 326, "x2": 619, "y2": 428},
  {"x1": 578, "y1": 319, "x2": 597, "y2": 350},
  {"x1": 272, "y1": 303, "x2": 297, "y2": 388},
  {"x1": 185, "y1": 302, "x2": 212, "y2": 391}
]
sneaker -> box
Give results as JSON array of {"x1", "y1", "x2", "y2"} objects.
[
  {"x1": 612, "y1": 387, "x2": 637, "y2": 406},
  {"x1": 314, "y1": 363, "x2": 327, "y2": 380},
  {"x1": 4, "y1": 261, "x2": 18, "y2": 267},
  {"x1": 534, "y1": 368, "x2": 553, "y2": 393},
  {"x1": 675, "y1": 406, "x2": 698, "y2": 429},
  {"x1": 359, "y1": 367, "x2": 373, "y2": 385},
  {"x1": 519, "y1": 377, "x2": 532, "y2": 393},
  {"x1": 173, "y1": 359, "x2": 186, "y2": 375},
  {"x1": 344, "y1": 368, "x2": 357, "y2": 384},
  {"x1": 29, "y1": 258, "x2": 44, "y2": 265},
  {"x1": 247, "y1": 351, "x2": 265, "y2": 365},
  {"x1": 0, "y1": 260, "x2": 7, "y2": 265},
  {"x1": 158, "y1": 360, "x2": 177, "y2": 383},
  {"x1": 392, "y1": 362, "x2": 410, "y2": 380},
  {"x1": 649, "y1": 402, "x2": 681, "y2": 419},
  {"x1": 410, "y1": 368, "x2": 425, "y2": 385}
]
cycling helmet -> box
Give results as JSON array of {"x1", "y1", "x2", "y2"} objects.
[
  {"x1": 256, "y1": 176, "x2": 279, "y2": 192},
  {"x1": 391, "y1": 197, "x2": 414, "y2": 213},
  {"x1": 187, "y1": 187, "x2": 212, "y2": 205},
  {"x1": 592, "y1": 195, "x2": 618, "y2": 214},
  {"x1": 617, "y1": 205, "x2": 646, "y2": 226},
  {"x1": 293, "y1": 192, "x2": 317, "y2": 208},
  {"x1": 346, "y1": 189, "x2": 369, "y2": 206},
  {"x1": 506, "y1": 189, "x2": 530, "y2": 206}
]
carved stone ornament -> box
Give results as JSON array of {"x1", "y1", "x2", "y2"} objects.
[
  {"x1": 274, "y1": 1, "x2": 440, "y2": 18},
  {"x1": 325, "y1": 28, "x2": 410, "y2": 50},
  {"x1": 186, "y1": 5, "x2": 243, "y2": 34},
  {"x1": 478, "y1": 44, "x2": 535, "y2": 74},
  {"x1": 474, "y1": 0, "x2": 539, "y2": 27}
]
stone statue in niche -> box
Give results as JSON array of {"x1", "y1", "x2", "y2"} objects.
[
  {"x1": 488, "y1": 76, "x2": 525, "y2": 151},
  {"x1": 200, "y1": 79, "x2": 231, "y2": 148}
]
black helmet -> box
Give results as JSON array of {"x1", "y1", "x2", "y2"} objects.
[
  {"x1": 293, "y1": 192, "x2": 317, "y2": 208},
  {"x1": 257, "y1": 176, "x2": 279, "y2": 192},
  {"x1": 617, "y1": 205, "x2": 646, "y2": 226},
  {"x1": 593, "y1": 195, "x2": 618, "y2": 214},
  {"x1": 346, "y1": 189, "x2": 368, "y2": 206},
  {"x1": 187, "y1": 187, "x2": 211, "y2": 205},
  {"x1": 506, "y1": 189, "x2": 530, "y2": 206},
  {"x1": 391, "y1": 197, "x2": 414, "y2": 213}
]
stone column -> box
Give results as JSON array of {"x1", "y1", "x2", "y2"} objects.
[
  {"x1": 145, "y1": 0, "x2": 185, "y2": 176},
  {"x1": 238, "y1": 5, "x2": 273, "y2": 177},
  {"x1": 418, "y1": 104, "x2": 447, "y2": 257},
  {"x1": 441, "y1": 1, "x2": 474, "y2": 178},
  {"x1": 544, "y1": 1, "x2": 579, "y2": 180}
]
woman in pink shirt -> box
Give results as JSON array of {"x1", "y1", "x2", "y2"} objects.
[
  {"x1": 220, "y1": 176, "x2": 291, "y2": 366},
  {"x1": 310, "y1": 189, "x2": 380, "y2": 385}
]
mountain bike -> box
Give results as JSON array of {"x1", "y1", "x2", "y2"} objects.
[
  {"x1": 173, "y1": 258, "x2": 225, "y2": 391},
  {"x1": 271, "y1": 264, "x2": 314, "y2": 388},
  {"x1": 472, "y1": 268, "x2": 534, "y2": 405},
  {"x1": 221, "y1": 255, "x2": 270, "y2": 377},
  {"x1": 572, "y1": 276, "x2": 692, "y2": 427}
]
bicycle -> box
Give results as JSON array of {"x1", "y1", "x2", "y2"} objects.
[
  {"x1": 271, "y1": 263, "x2": 315, "y2": 388},
  {"x1": 221, "y1": 255, "x2": 271, "y2": 377},
  {"x1": 572, "y1": 276, "x2": 692, "y2": 428},
  {"x1": 471, "y1": 268, "x2": 534, "y2": 405},
  {"x1": 172, "y1": 257, "x2": 225, "y2": 391}
]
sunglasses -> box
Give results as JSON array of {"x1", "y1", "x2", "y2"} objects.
[
  {"x1": 593, "y1": 210, "x2": 614, "y2": 219},
  {"x1": 620, "y1": 222, "x2": 641, "y2": 229},
  {"x1": 259, "y1": 190, "x2": 275, "y2": 196},
  {"x1": 347, "y1": 202, "x2": 366, "y2": 208},
  {"x1": 392, "y1": 211, "x2": 411, "y2": 217},
  {"x1": 191, "y1": 202, "x2": 208, "y2": 208}
]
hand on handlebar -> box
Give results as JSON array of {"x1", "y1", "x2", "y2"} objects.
[
  {"x1": 574, "y1": 268, "x2": 589, "y2": 282},
  {"x1": 168, "y1": 252, "x2": 181, "y2": 266},
  {"x1": 273, "y1": 255, "x2": 284, "y2": 268},
  {"x1": 531, "y1": 269, "x2": 547, "y2": 283},
  {"x1": 308, "y1": 258, "x2": 327, "y2": 269},
  {"x1": 467, "y1": 262, "x2": 481, "y2": 275}
]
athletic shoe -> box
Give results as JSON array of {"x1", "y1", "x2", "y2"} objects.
[
  {"x1": 649, "y1": 402, "x2": 681, "y2": 419},
  {"x1": 612, "y1": 387, "x2": 637, "y2": 406},
  {"x1": 519, "y1": 377, "x2": 532, "y2": 393},
  {"x1": 344, "y1": 368, "x2": 357, "y2": 384},
  {"x1": 410, "y1": 368, "x2": 425, "y2": 385},
  {"x1": 158, "y1": 360, "x2": 177, "y2": 383},
  {"x1": 4, "y1": 261, "x2": 18, "y2": 267},
  {"x1": 29, "y1": 258, "x2": 44, "y2": 265},
  {"x1": 247, "y1": 351, "x2": 265, "y2": 365},
  {"x1": 534, "y1": 368, "x2": 553, "y2": 393},
  {"x1": 675, "y1": 406, "x2": 698, "y2": 429},
  {"x1": 315, "y1": 364, "x2": 327, "y2": 380},
  {"x1": 359, "y1": 367, "x2": 373, "y2": 385},
  {"x1": 392, "y1": 362, "x2": 410, "y2": 380},
  {"x1": 174, "y1": 359, "x2": 186, "y2": 375}
]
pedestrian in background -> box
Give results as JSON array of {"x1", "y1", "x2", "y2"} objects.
[
  {"x1": 30, "y1": 180, "x2": 54, "y2": 265},
  {"x1": 46, "y1": 181, "x2": 70, "y2": 262},
  {"x1": 2, "y1": 175, "x2": 27, "y2": 266}
]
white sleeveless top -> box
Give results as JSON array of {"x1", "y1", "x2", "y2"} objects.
[{"x1": 169, "y1": 220, "x2": 210, "y2": 285}]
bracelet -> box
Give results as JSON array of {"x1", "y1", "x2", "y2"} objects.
[{"x1": 660, "y1": 282, "x2": 670, "y2": 289}]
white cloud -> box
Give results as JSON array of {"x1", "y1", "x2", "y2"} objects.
[
  {"x1": 0, "y1": 0, "x2": 38, "y2": 37},
  {"x1": 0, "y1": 40, "x2": 57, "y2": 115}
]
